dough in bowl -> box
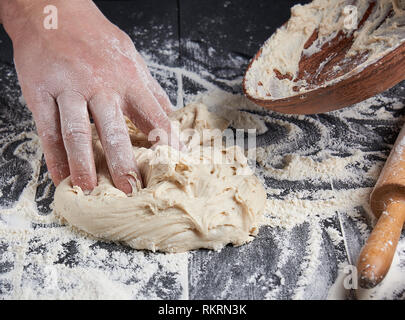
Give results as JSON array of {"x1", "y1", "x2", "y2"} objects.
[{"x1": 54, "y1": 103, "x2": 266, "y2": 253}]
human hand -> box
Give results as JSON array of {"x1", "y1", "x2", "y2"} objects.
[{"x1": 0, "y1": 0, "x2": 178, "y2": 193}]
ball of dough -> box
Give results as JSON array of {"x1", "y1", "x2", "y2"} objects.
[{"x1": 54, "y1": 103, "x2": 266, "y2": 253}]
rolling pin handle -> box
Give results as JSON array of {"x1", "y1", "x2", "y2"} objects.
[{"x1": 357, "y1": 200, "x2": 405, "y2": 289}]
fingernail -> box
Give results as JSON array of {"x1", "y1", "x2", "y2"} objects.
[
  {"x1": 71, "y1": 175, "x2": 97, "y2": 193},
  {"x1": 125, "y1": 173, "x2": 143, "y2": 196}
]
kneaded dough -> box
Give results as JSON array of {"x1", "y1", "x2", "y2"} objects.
[{"x1": 54, "y1": 103, "x2": 266, "y2": 253}]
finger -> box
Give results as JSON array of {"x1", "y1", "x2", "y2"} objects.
[
  {"x1": 29, "y1": 95, "x2": 70, "y2": 185},
  {"x1": 57, "y1": 91, "x2": 97, "y2": 191},
  {"x1": 147, "y1": 73, "x2": 174, "y2": 115},
  {"x1": 89, "y1": 91, "x2": 142, "y2": 193},
  {"x1": 130, "y1": 49, "x2": 173, "y2": 114},
  {"x1": 125, "y1": 81, "x2": 182, "y2": 150}
]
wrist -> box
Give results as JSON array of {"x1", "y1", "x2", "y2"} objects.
[{"x1": 0, "y1": 0, "x2": 47, "y2": 39}]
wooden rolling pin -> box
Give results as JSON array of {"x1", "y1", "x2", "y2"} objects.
[{"x1": 357, "y1": 125, "x2": 405, "y2": 288}]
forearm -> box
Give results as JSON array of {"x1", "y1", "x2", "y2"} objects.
[
  {"x1": 0, "y1": 1, "x2": 38, "y2": 27},
  {"x1": 0, "y1": 0, "x2": 31, "y2": 22},
  {"x1": 0, "y1": 0, "x2": 49, "y2": 39}
]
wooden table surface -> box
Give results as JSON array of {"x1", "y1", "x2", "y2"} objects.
[{"x1": 0, "y1": 0, "x2": 404, "y2": 300}]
